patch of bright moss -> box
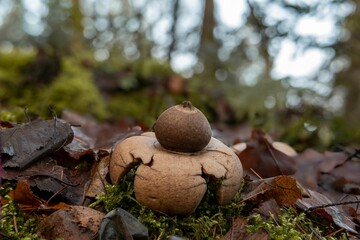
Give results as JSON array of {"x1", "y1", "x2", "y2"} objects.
[
  {"x1": 246, "y1": 207, "x2": 347, "y2": 240},
  {"x1": 46, "y1": 58, "x2": 108, "y2": 119},
  {"x1": 0, "y1": 49, "x2": 36, "y2": 103},
  {"x1": 0, "y1": 182, "x2": 41, "y2": 240},
  {"x1": 90, "y1": 169, "x2": 244, "y2": 239}
]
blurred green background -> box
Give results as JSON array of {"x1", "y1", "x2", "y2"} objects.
[{"x1": 1, "y1": 0, "x2": 360, "y2": 151}]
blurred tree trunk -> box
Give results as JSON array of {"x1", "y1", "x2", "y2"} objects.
[
  {"x1": 168, "y1": 0, "x2": 179, "y2": 60},
  {"x1": 70, "y1": 0, "x2": 84, "y2": 53},
  {"x1": 198, "y1": 0, "x2": 218, "y2": 76},
  {"x1": 335, "y1": 0, "x2": 360, "y2": 124}
]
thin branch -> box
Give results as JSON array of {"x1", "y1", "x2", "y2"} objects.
[
  {"x1": 305, "y1": 200, "x2": 360, "y2": 213},
  {"x1": 264, "y1": 140, "x2": 284, "y2": 175}
]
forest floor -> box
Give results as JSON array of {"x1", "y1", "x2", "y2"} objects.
[{"x1": 1, "y1": 109, "x2": 360, "y2": 239}]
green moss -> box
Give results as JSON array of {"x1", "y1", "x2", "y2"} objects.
[
  {"x1": 246, "y1": 208, "x2": 347, "y2": 240},
  {"x1": 46, "y1": 58, "x2": 107, "y2": 119},
  {"x1": 90, "y1": 170, "x2": 244, "y2": 239},
  {"x1": 133, "y1": 59, "x2": 172, "y2": 81},
  {"x1": 0, "y1": 49, "x2": 36, "y2": 103},
  {"x1": 0, "y1": 183, "x2": 41, "y2": 240}
]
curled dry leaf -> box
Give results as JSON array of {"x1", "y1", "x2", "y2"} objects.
[
  {"x1": 297, "y1": 189, "x2": 358, "y2": 234},
  {"x1": 293, "y1": 149, "x2": 349, "y2": 190},
  {"x1": 3, "y1": 157, "x2": 89, "y2": 205},
  {"x1": 38, "y1": 206, "x2": 105, "y2": 240},
  {"x1": 222, "y1": 216, "x2": 269, "y2": 240},
  {"x1": 241, "y1": 175, "x2": 302, "y2": 207},
  {"x1": 85, "y1": 156, "x2": 110, "y2": 198},
  {"x1": 1, "y1": 119, "x2": 73, "y2": 169},
  {"x1": 99, "y1": 208, "x2": 149, "y2": 240},
  {"x1": 235, "y1": 130, "x2": 297, "y2": 178},
  {"x1": 61, "y1": 110, "x2": 143, "y2": 157},
  {"x1": 7, "y1": 179, "x2": 70, "y2": 213}
]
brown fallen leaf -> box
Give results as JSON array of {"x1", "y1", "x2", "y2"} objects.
[
  {"x1": 236, "y1": 130, "x2": 297, "y2": 178},
  {"x1": 253, "y1": 199, "x2": 281, "y2": 218},
  {"x1": 293, "y1": 149, "x2": 348, "y2": 190},
  {"x1": 296, "y1": 189, "x2": 359, "y2": 234},
  {"x1": 3, "y1": 157, "x2": 89, "y2": 205},
  {"x1": 241, "y1": 175, "x2": 302, "y2": 207},
  {"x1": 1, "y1": 118, "x2": 73, "y2": 169},
  {"x1": 85, "y1": 156, "x2": 110, "y2": 198},
  {"x1": 8, "y1": 179, "x2": 45, "y2": 209},
  {"x1": 329, "y1": 160, "x2": 360, "y2": 186},
  {"x1": 7, "y1": 179, "x2": 70, "y2": 213},
  {"x1": 38, "y1": 206, "x2": 105, "y2": 240},
  {"x1": 222, "y1": 216, "x2": 268, "y2": 240},
  {"x1": 61, "y1": 110, "x2": 143, "y2": 154}
]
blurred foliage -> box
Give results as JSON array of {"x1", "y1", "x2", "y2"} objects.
[
  {"x1": 0, "y1": 0, "x2": 359, "y2": 151},
  {"x1": 47, "y1": 58, "x2": 108, "y2": 119}
]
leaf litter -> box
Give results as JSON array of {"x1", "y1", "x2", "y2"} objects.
[{"x1": 1, "y1": 116, "x2": 360, "y2": 239}]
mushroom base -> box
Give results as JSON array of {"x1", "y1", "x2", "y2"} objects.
[
  {"x1": 134, "y1": 159, "x2": 207, "y2": 216},
  {"x1": 110, "y1": 132, "x2": 243, "y2": 216}
]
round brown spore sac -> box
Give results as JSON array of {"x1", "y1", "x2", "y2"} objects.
[{"x1": 154, "y1": 101, "x2": 212, "y2": 153}]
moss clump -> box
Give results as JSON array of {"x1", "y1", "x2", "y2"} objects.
[
  {"x1": 90, "y1": 170, "x2": 244, "y2": 239},
  {"x1": 0, "y1": 182, "x2": 41, "y2": 240},
  {"x1": 46, "y1": 58, "x2": 107, "y2": 119},
  {"x1": 246, "y1": 208, "x2": 347, "y2": 240},
  {"x1": 133, "y1": 59, "x2": 172, "y2": 81}
]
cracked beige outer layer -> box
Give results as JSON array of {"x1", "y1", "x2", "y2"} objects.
[{"x1": 110, "y1": 132, "x2": 243, "y2": 216}]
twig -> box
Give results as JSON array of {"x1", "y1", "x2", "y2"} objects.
[
  {"x1": 28, "y1": 174, "x2": 80, "y2": 187},
  {"x1": 13, "y1": 215, "x2": 18, "y2": 234},
  {"x1": 264, "y1": 140, "x2": 284, "y2": 175},
  {"x1": 24, "y1": 107, "x2": 31, "y2": 123},
  {"x1": 345, "y1": 148, "x2": 360, "y2": 161},
  {"x1": 0, "y1": 231, "x2": 14, "y2": 240},
  {"x1": 305, "y1": 200, "x2": 360, "y2": 213},
  {"x1": 238, "y1": 188, "x2": 268, "y2": 204},
  {"x1": 46, "y1": 185, "x2": 67, "y2": 205},
  {"x1": 324, "y1": 228, "x2": 344, "y2": 238},
  {"x1": 250, "y1": 168, "x2": 263, "y2": 179}
]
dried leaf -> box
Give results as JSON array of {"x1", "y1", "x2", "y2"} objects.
[
  {"x1": 254, "y1": 199, "x2": 281, "y2": 218},
  {"x1": 99, "y1": 208, "x2": 149, "y2": 240},
  {"x1": 297, "y1": 189, "x2": 358, "y2": 234},
  {"x1": 270, "y1": 175, "x2": 302, "y2": 206},
  {"x1": 330, "y1": 161, "x2": 360, "y2": 185},
  {"x1": 222, "y1": 217, "x2": 268, "y2": 240},
  {"x1": 85, "y1": 156, "x2": 110, "y2": 198},
  {"x1": 1, "y1": 119, "x2": 73, "y2": 168},
  {"x1": 237, "y1": 130, "x2": 297, "y2": 178},
  {"x1": 7, "y1": 180, "x2": 70, "y2": 213},
  {"x1": 38, "y1": 206, "x2": 105, "y2": 240},
  {"x1": 3, "y1": 157, "x2": 89, "y2": 205},
  {"x1": 8, "y1": 180, "x2": 45, "y2": 209},
  {"x1": 241, "y1": 175, "x2": 302, "y2": 207},
  {"x1": 62, "y1": 110, "x2": 142, "y2": 153}
]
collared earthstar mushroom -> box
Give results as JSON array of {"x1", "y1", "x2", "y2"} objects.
[{"x1": 109, "y1": 101, "x2": 243, "y2": 216}]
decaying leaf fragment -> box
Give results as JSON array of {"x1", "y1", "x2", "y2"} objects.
[
  {"x1": 7, "y1": 179, "x2": 70, "y2": 213},
  {"x1": 297, "y1": 189, "x2": 359, "y2": 234},
  {"x1": 99, "y1": 208, "x2": 149, "y2": 240},
  {"x1": 222, "y1": 217, "x2": 268, "y2": 240},
  {"x1": 38, "y1": 206, "x2": 105, "y2": 240},
  {"x1": 241, "y1": 175, "x2": 302, "y2": 207},
  {"x1": 1, "y1": 119, "x2": 73, "y2": 169},
  {"x1": 235, "y1": 130, "x2": 297, "y2": 178}
]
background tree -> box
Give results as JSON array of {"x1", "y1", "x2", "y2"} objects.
[{"x1": 0, "y1": 0, "x2": 358, "y2": 147}]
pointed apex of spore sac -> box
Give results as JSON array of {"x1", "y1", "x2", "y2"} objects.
[
  {"x1": 154, "y1": 101, "x2": 212, "y2": 153},
  {"x1": 181, "y1": 101, "x2": 193, "y2": 110}
]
